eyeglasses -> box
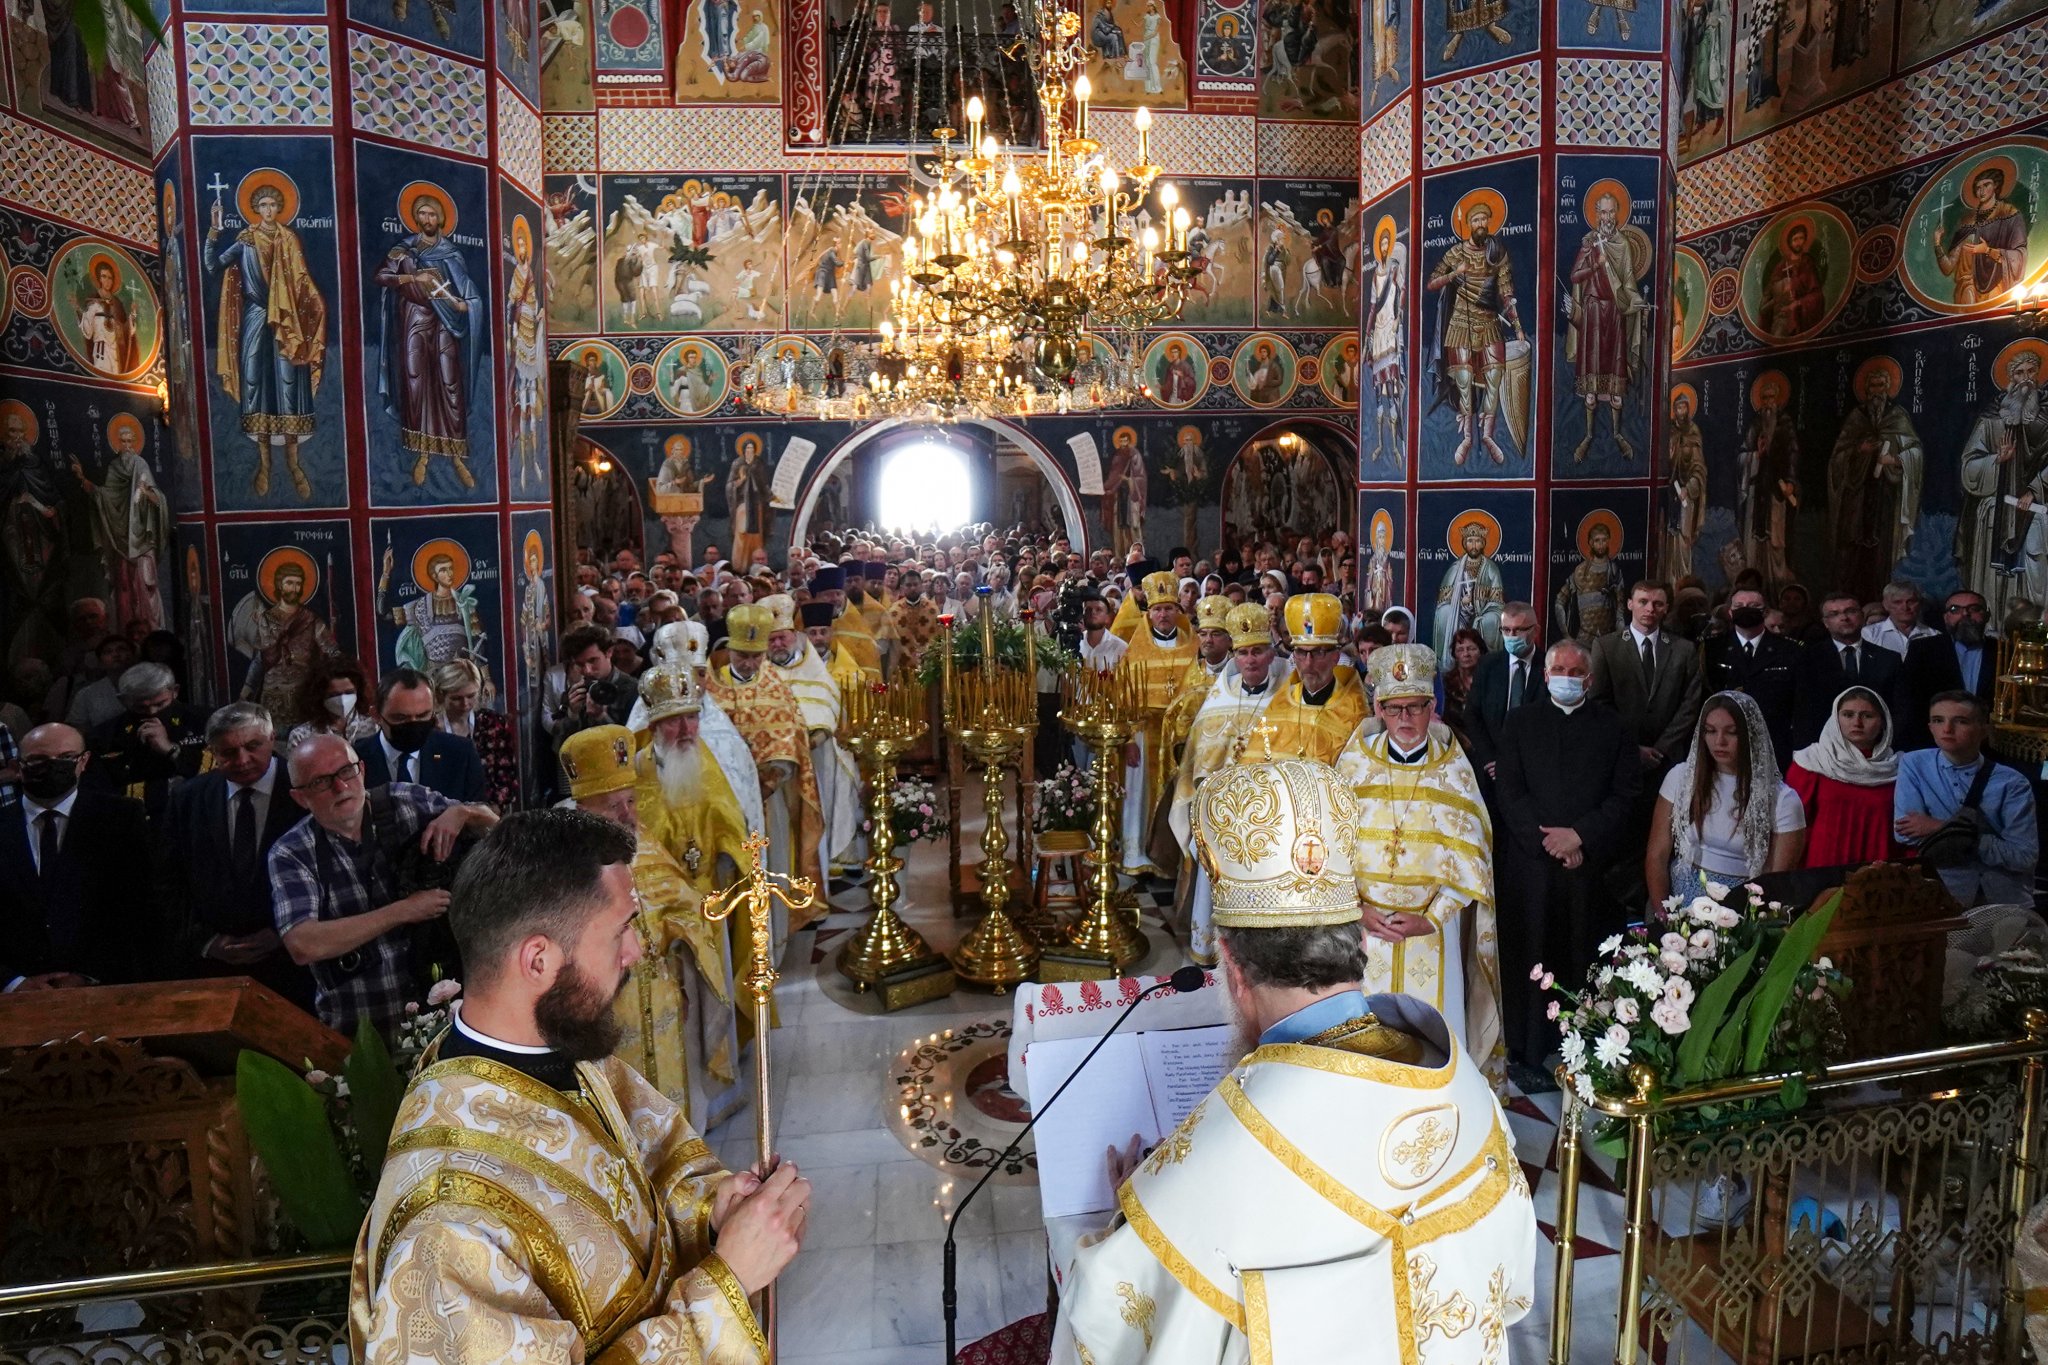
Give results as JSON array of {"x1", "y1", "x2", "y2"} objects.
[
  {"x1": 1380, "y1": 700, "x2": 1433, "y2": 719},
  {"x1": 295, "y1": 761, "x2": 363, "y2": 795},
  {"x1": 1945, "y1": 603, "x2": 1989, "y2": 617}
]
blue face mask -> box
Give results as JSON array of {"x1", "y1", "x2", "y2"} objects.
[
  {"x1": 1548, "y1": 675, "x2": 1587, "y2": 707},
  {"x1": 1502, "y1": 634, "x2": 1530, "y2": 658}
]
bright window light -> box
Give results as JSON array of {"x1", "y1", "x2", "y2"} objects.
[{"x1": 875, "y1": 440, "x2": 972, "y2": 535}]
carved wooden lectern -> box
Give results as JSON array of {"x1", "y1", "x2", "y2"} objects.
[{"x1": 0, "y1": 979, "x2": 346, "y2": 1326}]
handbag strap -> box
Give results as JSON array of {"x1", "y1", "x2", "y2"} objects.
[{"x1": 1960, "y1": 757, "x2": 1998, "y2": 813}]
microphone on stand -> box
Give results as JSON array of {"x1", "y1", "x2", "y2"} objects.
[{"x1": 943, "y1": 964, "x2": 1210, "y2": 1365}]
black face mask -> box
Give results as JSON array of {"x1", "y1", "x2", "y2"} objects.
[
  {"x1": 20, "y1": 759, "x2": 79, "y2": 802},
  {"x1": 387, "y1": 720, "x2": 437, "y2": 754},
  {"x1": 1730, "y1": 606, "x2": 1766, "y2": 631}
]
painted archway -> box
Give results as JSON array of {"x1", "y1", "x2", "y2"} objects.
[
  {"x1": 786, "y1": 417, "x2": 1091, "y2": 550},
  {"x1": 1217, "y1": 418, "x2": 1356, "y2": 556}
]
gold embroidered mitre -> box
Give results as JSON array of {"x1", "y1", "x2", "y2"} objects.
[{"x1": 1193, "y1": 758, "x2": 1363, "y2": 928}]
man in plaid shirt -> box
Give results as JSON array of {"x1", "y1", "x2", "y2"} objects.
[{"x1": 269, "y1": 732, "x2": 499, "y2": 1035}]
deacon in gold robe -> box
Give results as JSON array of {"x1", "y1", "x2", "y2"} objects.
[
  {"x1": 1335, "y1": 644, "x2": 1506, "y2": 1091},
  {"x1": 809, "y1": 564, "x2": 883, "y2": 678},
  {"x1": 639, "y1": 665, "x2": 757, "y2": 1130},
  {"x1": 1258, "y1": 594, "x2": 1370, "y2": 765},
  {"x1": 887, "y1": 576, "x2": 941, "y2": 674},
  {"x1": 763, "y1": 594, "x2": 861, "y2": 872},
  {"x1": 1166, "y1": 602, "x2": 1287, "y2": 965},
  {"x1": 1159, "y1": 593, "x2": 1235, "y2": 770},
  {"x1": 1119, "y1": 571, "x2": 1197, "y2": 878},
  {"x1": 1051, "y1": 759, "x2": 1536, "y2": 1363},
  {"x1": 705, "y1": 604, "x2": 827, "y2": 945},
  {"x1": 350, "y1": 809, "x2": 812, "y2": 1365}
]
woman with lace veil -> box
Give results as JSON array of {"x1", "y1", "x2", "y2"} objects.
[
  {"x1": 1785, "y1": 685, "x2": 1904, "y2": 866},
  {"x1": 1646, "y1": 690, "x2": 1809, "y2": 904}
]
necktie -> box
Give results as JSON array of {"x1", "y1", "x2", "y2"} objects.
[
  {"x1": 1508, "y1": 660, "x2": 1525, "y2": 710},
  {"x1": 1640, "y1": 636, "x2": 1656, "y2": 688},
  {"x1": 1745, "y1": 640, "x2": 1756, "y2": 661},
  {"x1": 1842, "y1": 643, "x2": 1858, "y2": 678},
  {"x1": 232, "y1": 787, "x2": 258, "y2": 880},
  {"x1": 396, "y1": 751, "x2": 414, "y2": 783},
  {"x1": 36, "y1": 809, "x2": 59, "y2": 878}
]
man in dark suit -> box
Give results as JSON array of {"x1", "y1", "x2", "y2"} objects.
[
  {"x1": 158, "y1": 702, "x2": 313, "y2": 1009},
  {"x1": 1495, "y1": 639, "x2": 1641, "y2": 1070},
  {"x1": 354, "y1": 668, "x2": 486, "y2": 802},
  {"x1": 1702, "y1": 586, "x2": 1801, "y2": 767},
  {"x1": 0, "y1": 723, "x2": 151, "y2": 989},
  {"x1": 1588, "y1": 579, "x2": 1703, "y2": 778},
  {"x1": 83, "y1": 661, "x2": 212, "y2": 821},
  {"x1": 1461, "y1": 601, "x2": 1544, "y2": 785},
  {"x1": 1794, "y1": 590, "x2": 1905, "y2": 749},
  {"x1": 1898, "y1": 589, "x2": 1997, "y2": 751}
]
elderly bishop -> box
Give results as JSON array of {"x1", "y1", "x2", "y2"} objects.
[
  {"x1": 351, "y1": 810, "x2": 811, "y2": 1365},
  {"x1": 762, "y1": 593, "x2": 862, "y2": 874},
  {"x1": 1336, "y1": 644, "x2": 1505, "y2": 1089},
  {"x1": 1051, "y1": 759, "x2": 1536, "y2": 1362}
]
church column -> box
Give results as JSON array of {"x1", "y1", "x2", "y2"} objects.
[
  {"x1": 1356, "y1": 2, "x2": 1672, "y2": 648},
  {"x1": 154, "y1": 0, "x2": 556, "y2": 798}
]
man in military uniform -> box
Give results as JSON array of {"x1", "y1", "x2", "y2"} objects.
[
  {"x1": 1335, "y1": 643, "x2": 1503, "y2": 1089},
  {"x1": 1051, "y1": 758, "x2": 1534, "y2": 1362}
]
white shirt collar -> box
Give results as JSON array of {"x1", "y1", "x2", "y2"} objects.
[
  {"x1": 24, "y1": 786, "x2": 79, "y2": 822},
  {"x1": 229, "y1": 758, "x2": 280, "y2": 801},
  {"x1": 1553, "y1": 698, "x2": 1586, "y2": 716},
  {"x1": 450, "y1": 1001, "x2": 553, "y2": 1055},
  {"x1": 1628, "y1": 624, "x2": 1658, "y2": 647},
  {"x1": 1734, "y1": 627, "x2": 1764, "y2": 647}
]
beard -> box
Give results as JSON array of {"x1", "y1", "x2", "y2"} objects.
[
  {"x1": 534, "y1": 955, "x2": 628, "y2": 1061},
  {"x1": 653, "y1": 736, "x2": 704, "y2": 809}
]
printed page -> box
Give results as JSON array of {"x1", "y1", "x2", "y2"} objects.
[
  {"x1": 1137, "y1": 1025, "x2": 1238, "y2": 1133},
  {"x1": 1026, "y1": 1033, "x2": 1162, "y2": 1220}
]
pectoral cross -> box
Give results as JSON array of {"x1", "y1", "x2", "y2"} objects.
[
  {"x1": 1233, "y1": 716, "x2": 1279, "y2": 762},
  {"x1": 1386, "y1": 825, "x2": 1408, "y2": 864}
]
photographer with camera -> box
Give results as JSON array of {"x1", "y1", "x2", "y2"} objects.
[
  {"x1": 355, "y1": 668, "x2": 486, "y2": 803},
  {"x1": 553, "y1": 626, "x2": 638, "y2": 749},
  {"x1": 270, "y1": 732, "x2": 500, "y2": 1036}
]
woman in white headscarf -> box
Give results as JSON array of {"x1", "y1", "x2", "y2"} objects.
[
  {"x1": 1785, "y1": 685, "x2": 1905, "y2": 867},
  {"x1": 1647, "y1": 690, "x2": 1809, "y2": 903}
]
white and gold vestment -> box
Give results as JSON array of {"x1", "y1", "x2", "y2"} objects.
[{"x1": 349, "y1": 1043, "x2": 765, "y2": 1365}]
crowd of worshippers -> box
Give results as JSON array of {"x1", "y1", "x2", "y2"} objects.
[{"x1": 0, "y1": 526, "x2": 2033, "y2": 1083}]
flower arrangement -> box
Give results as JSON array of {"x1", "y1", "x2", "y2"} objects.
[
  {"x1": 870, "y1": 775, "x2": 947, "y2": 844},
  {"x1": 914, "y1": 618, "x2": 1077, "y2": 687},
  {"x1": 1033, "y1": 762, "x2": 1095, "y2": 834},
  {"x1": 237, "y1": 980, "x2": 461, "y2": 1248},
  {"x1": 1538, "y1": 882, "x2": 1851, "y2": 1151}
]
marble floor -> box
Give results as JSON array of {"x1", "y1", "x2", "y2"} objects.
[{"x1": 711, "y1": 776, "x2": 1629, "y2": 1363}]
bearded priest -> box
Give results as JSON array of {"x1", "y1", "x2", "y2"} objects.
[
  {"x1": 1050, "y1": 758, "x2": 1536, "y2": 1362},
  {"x1": 1256, "y1": 593, "x2": 1370, "y2": 764},
  {"x1": 351, "y1": 809, "x2": 811, "y2": 1365},
  {"x1": 762, "y1": 593, "x2": 862, "y2": 877},
  {"x1": 1166, "y1": 602, "x2": 1287, "y2": 965},
  {"x1": 1118, "y1": 570, "x2": 1197, "y2": 878},
  {"x1": 1335, "y1": 643, "x2": 1506, "y2": 1091}
]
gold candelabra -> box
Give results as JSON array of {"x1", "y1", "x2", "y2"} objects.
[
  {"x1": 1044, "y1": 663, "x2": 1148, "y2": 979},
  {"x1": 703, "y1": 831, "x2": 817, "y2": 1358},
  {"x1": 836, "y1": 678, "x2": 957, "y2": 1009},
  {"x1": 939, "y1": 606, "x2": 1040, "y2": 990},
  {"x1": 1996, "y1": 623, "x2": 2048, "y2": 763}
]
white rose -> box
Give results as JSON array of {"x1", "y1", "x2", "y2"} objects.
[
  {"x1": 427, "y1": 979, "x2": 463, "y2": 1006},
  {"x1": 1687, "y1": 929, "x2": 1718, "y2": 959},
  {"x1": 1659, "y1": 950, "x2": 1690, "y2": 976},
  {"x1": 1661, "y1": 932, "x2": 1689, "y2": 956},
  {"x1": 1650, "y1": 997, "x2": 1691, "y2": 1035},
  {"x1": 1705, "y1": 880, "x2": 1731, "y2": 901},
  {"x1": 1664, "y1": 976, "x2": 1696, "y2": 1009},
  {"x1": 1614, "y1": 997, "x2": 1640, "y2": 1025}
]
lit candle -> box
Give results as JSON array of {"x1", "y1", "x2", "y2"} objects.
[
  {"x1": 1173, "y1": 206, "x2": 1190, "y2": 252},
  {"x1": 1002, "y1": 167, "x2": 1022, "y2": 240},
  {"x1": 1101, "y1": 165, "x2": 1117, "y2": 228},
  {"x1": 1074, "y1": 74, "x2": 1091, "y2": 140},
  {"x1": 1141, "y1": 224, "x2": 1157, "y2": 275},
  {"x1": 1134, "y1": 105, "x2": 1152, "y2": 165},
  {"x1": 966, "y1": 95, "x2": 984, "y2": 150}
]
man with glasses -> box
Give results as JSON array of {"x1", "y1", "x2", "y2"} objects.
[
  {"x1": 1460, "y1": 600, "x2": 1545, "y2": 787},
  {"x1": 0, "y1": 723, "x2": 151, "y2": 990},
  {"x1": 1335, "y1": 643, "x2": 1504, "y2": 1089},
  {"x1": 1492, "y1": 638, "x2": 1641, "y2": 1079},
  {"x1": 1251, "y1": 593, "x2": 1369, "y2": 765},
  {"x1": 268, "y1": 732, "x2": 500, "y2": 1035},
  {"x1": 1900, "y1": 590, "x2": 1997, "y2": 750}
]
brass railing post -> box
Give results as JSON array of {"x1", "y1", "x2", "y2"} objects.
[
  {"x1": 1550, "y1": 1091, "x2": 1583, "y2": 1365},
  {"x1": 2006, "y1": 1006, "x2": 2048, "y2": 1361},
  {"x1": 1613, "y1": 1063, "x2": 1659, "y2": 1365}
]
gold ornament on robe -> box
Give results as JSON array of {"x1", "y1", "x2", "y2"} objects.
[
  {"x1": 1250, "y1": 666, "x2": 1369, "y2": 766},
  {"x1": 704, "y1": 661, "x2": 828, "y2": 920}
]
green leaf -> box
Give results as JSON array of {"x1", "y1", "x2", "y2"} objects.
[
  {"x1": 72, "y1": 0, "x2": 108, "y2": 79},
  {"x1": 1779, "y1": 1075, "x2": 1807, "y2": 1112},
  {"x1": 1674, "y1": 938, "x2": 1761, "y2": 1087},
  {"x1": 346, "y1": 1019, "x2": 406, "y2": 1175},
  {"x1": 236, "y1": 1049, "x2": 363, "y2": 1249},
  {"x1": 1742, "y1": 891, "x2": 1841, "y2": 1075}
]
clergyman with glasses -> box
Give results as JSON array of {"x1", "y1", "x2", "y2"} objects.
[
  {"x1": 267, "y1": 731, "x2": 500, "y2": 1036},
  {"x1": 1333, "y1": 642, "x2": 1507, "y2": 1091}
]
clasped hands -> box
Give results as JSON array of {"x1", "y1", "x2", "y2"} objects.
[
  {"x1": 1361, "y1": 907, "x2": 1436, "y2": 943},
  {"x1": 1540, "y1": 825, "x2": 1584, "y2": 869},
  {"x1": 709, "y1": 1156, "x2": 812, "y2": 1294}
]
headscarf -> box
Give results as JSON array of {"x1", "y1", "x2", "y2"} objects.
[
  {"x1": 1670, "y1": 690, "x2": 1783, "y2": 880},
  {"x1": 1789, "y1": 685, "x2": 1898, "y2": 787}
]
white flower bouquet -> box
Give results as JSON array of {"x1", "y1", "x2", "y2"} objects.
[
  {"x1": 1537, "y1": 881, "x2": 1852, "y2": 1150},
  {"x1": 1032, "y1": 762, "x2": 1096, "y2": 835},
  {"x1": 876, "y1": 775, "x2": 947, "y2": 844}
]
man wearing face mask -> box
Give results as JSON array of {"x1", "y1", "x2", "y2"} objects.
[
  {"x1": 1493, "y1": 639, "x2": 1641, "y2": 1075},
  {"x1": 1335, "y1": 643, "x2": 1505, "y2": 1090},
  {"x1": 0, "y1": 724, "x2": 152, "y2": 989},
  {"x1": 1704, "y1": 586, "x2": 1800, "y2": 766},
  {"x1": 1899, "y1": 590, "x2": 1998, "y2": 750},
  {"x1": 354, "y1": 668, "x2": 488, "y2": 804},
  {"x1": 1462, "y1": 602, "x2": 1543, "y2": 789}
]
